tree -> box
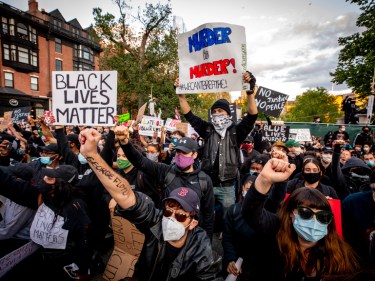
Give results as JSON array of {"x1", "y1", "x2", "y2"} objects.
[
  {"x1": 330, "y1": 0, "x2": 375, "y2": 98},
  {"x1": 283, "y1": 87, "x2": 343, "y2": 123}
]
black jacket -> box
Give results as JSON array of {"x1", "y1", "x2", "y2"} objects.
[
  {"x1": 286, "y1": 178, "x2": 339, "y2": 199},
  {"x1": 115, "y1": 192, "x2": 221, "y2": 281},
  {"x1": 121, "y1": 141, "x2": 215, "y2": 240},
  {"x1": 184, "y1": 111, "x2": 257, "y2": 184}
]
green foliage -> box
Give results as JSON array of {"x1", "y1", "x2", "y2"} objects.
[
  {"x1": 283, "y1": 87, "x2": 343, "y2": 122},
  {"x1": 330, "y1": 0, "x2": 375, "y2": 98}
]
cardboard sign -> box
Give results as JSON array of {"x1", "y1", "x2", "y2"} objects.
[
  {"x1": 177, "y1": 22, "x2": 248, "y2": 94},
  {"x1": 255, "y1": 86, "x2": 289, "y2": 117},
  {"x1": 139, "y1": 116, "x2": 164, "y2": 137},
  {"x1": 289, "y1": 128, "x2": 311, "y2": 142},
  {"x1": 0, "y1": 112, "x2": 13, "y2": 130},
  {"x1": 165, "y1": 118, "x2": 182, "y2": 132},
  {"x1": 262, "y1": 125, "x2": 290, "y2": 142},
  {"x1": 52, "y1": 71, "x2": 117, "y2": 126},
  {"x1": 103, "y1": 214, "x2": 145, "y2": 281},
  {"x1": 11, "y1": 106, "x2": 32, "y2": 123},
  {"x1": 136, "y1": 102, "x2": 147, "y2": 123},
  {"x1": 176, "y1": 122, "x2": 189, "y2": 136}
]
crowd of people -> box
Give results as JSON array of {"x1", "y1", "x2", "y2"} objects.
[{"x1": 0, "y1": 71, "x2": 374, "y2": 281}]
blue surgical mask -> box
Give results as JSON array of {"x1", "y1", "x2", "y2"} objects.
[
  {"x1": 249, "y1": 170, "x2": 258, "y2": 176},
  {"x1": 366, "y1": 160, "x2": 374, "y2": 167},
  {"x1": 78, "y1": 153, "x2": 87, "y2": 165},
  {"x1": 40, "y1": 156, "x2": 53, "y2": 165},
  {"x1": 293, "y1": 214, "x2": 328, "y2": 242}
]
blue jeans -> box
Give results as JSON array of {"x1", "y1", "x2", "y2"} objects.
[{"x1": 213, "y1": 184, "x2": 236, "y2": 220}]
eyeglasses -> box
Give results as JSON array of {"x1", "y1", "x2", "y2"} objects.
[
  {"x1": 296, "y1": 206, "x2": 333, "y2": 224},
  {"x1": 163, "y1": 206, "x2": 191, "y2": 222}
]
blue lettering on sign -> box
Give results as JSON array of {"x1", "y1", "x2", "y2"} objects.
[{"x1": 188, "y1": 27, "x2": 232, "y2": 53}]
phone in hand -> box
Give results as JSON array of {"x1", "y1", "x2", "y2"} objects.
[{"x1": 171, "y1": 137, "x2": 178, "y2": 146}]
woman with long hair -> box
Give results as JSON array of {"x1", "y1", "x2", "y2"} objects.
[{"x1": 241, "y1": 158, "x2": 363, "y2": 281}]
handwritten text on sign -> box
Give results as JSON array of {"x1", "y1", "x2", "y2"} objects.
[
  {"x1": 262, "y1": 125, "x2": 290, "y2": 142},
  {"x1": 255, "y1": 86, "x2": 289, "y2": 118},
  {"x1": 177, "y1": 22, "x2": 247, "y2": 94},
  {"x1": 52, "y1": 71, "x2": 117, "y2": 126}
]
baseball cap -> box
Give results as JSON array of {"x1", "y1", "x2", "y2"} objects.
[
  {"x1": 174, "y1": 137, "x2": 198, "y2": 153},
  {"x1": 38, "y1": 143, "x2": 59, "y2": 154},
  {"x1": 42, "y1": 165, "x2": 79, "y2": 184},
  {"x1": 163, "y1": 187, "x2": 200, "y2": 213},
  {"x1": 322, "y1": 147, "x2": 333, "y2": 153},
  {"x1": 243, "y1": 135, "x2": 254, "y2": 143},
  {"x1": 272, "y1": 141, "x2": 289, "y2": 153}
]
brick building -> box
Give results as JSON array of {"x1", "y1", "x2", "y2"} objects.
[{"x1": 0, "y1": 0, "x2": 102, "y2": 117}]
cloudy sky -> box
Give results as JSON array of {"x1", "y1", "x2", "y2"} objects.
[{"x1": 6, "y1": 0, "x2": 363, "y2": 100}]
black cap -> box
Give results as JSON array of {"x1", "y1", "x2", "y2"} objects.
[
  {"x1": 8, "y1": 164, "x2": 34, "y2": 181},
  {"x1": 67, "y1": 134, "x2": 79, "y2": 145},
  {"x1": 174, "y1": 137, "x2": 198, "y2": 153},
  {"x1": 163, "y1": 187, "x2": 200, "y2": 213},
  {"x1": 211, "y1": 99, "x2": 231, "y2": 115},
  {"x1": 42, "y1": 165, "x2": 78, "y2": 184},
  {"x1": 38, "y1": 143, "x2": 59, "y2": 154}
]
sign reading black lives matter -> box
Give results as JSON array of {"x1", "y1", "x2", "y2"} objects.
[
  {"x1": 262, "y1": 124, "x2": 290, "y2": 142},
  {"x1": 52, "y1": 71, "x2": 117, "y2": 126},
  {"x1": 255, "y1": 86, "x2": 289, "y2": 117}
]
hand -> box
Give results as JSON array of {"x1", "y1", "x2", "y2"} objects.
[
  {"x1": 109, "y1": 198, "x2": 117, "y2": 213},
  {"x1": 114, "y1": 125, "x2": 130, "y2": 143},
  {"x1": 245, "y1": 71, "x2": 256, "y2": 90},
  {"x1": 227, "y1": 261, "x2": 240, "y2": 276},
  {"x1": 174, "y1": 78, "x2": 179, "y2": 88},
  {"x1": 257, "y1": 158, "x2": 296, "y2": 186},
  {"x1": 79, "y1": 128, "x2": 101, "y2": 157}
]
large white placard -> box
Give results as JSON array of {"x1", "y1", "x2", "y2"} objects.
[
  {"x1": 177, "y1": 22, "x2": 247, "y2": 94},
  {"x1": 52, "y1": 71, "x2": 117, "y2": 126}
]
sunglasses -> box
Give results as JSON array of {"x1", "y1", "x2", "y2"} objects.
[
  {"x1": 296, "y1": 206, "x2": 333, "y2": 225},
  {"x1": 163, "y1": 206, "x2": 191, "y2": 222}
]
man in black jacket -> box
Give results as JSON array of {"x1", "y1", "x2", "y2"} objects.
[
  {"x1": 78, "y1": 128, "x2": 222, "y2": 281},
  {"x1": 115, "y1": 126, "x2": 215, "y2": 241}
]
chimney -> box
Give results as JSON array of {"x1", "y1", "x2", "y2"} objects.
[{"x1": 28, "y1": 0, "x2": 38, "y2": 15}]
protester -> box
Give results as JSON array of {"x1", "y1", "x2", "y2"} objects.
[
  {"x1": 333, "y1": 125, "x2": 350, "y2": 141},
  {"x1": 241, "y1": 158, "x2": 363, "y2": 280},
  {"x1": 78, "y1": 128, "x2": 222, "y2": 281},
  {"x1": 364, "y1": 152, "x2": 375, "y2": 170},
  {"x1": 239, "y1": 135, "x2": 260, "y2": 166},
  {"x1": 353, "y1": 126, "x2": 374, "y2": 147},
  {"x1": 285, "y1": 139, "x2": 304, "y2": 179},
  {"x1": 175, "y1": 71, "x2": 258, "y2": 224}
]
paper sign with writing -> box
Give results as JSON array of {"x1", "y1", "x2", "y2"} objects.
[
  {"x1": 52, "y1": 71, "x2": 117, "y2": 126},
  {"x1": 30, "y1": 203, "x2": 68, "y2": 249},
  {"x1": 164, "y1": 118, "x2": 181, "y2": 132},
  {"x1": 12, "y1": 106, "x2": 32, "y2": 123},
  {"x1": 176, "y1": 122, "x2": 189, "y2": 136},
  {"x1": 0, "y1": 112, "x2": 13, "y2": 130},
  {"x1": 289, "y1": 128, "x2": 311, "y2": 142},
  {"x1": 44, "y1": 110, "x2": 54, "y2": 125},
  {"x1": 139, "y1": 115, "x2": 164, "y2": 137},
  {"x1": 177, "y1": 22, "x2": 248, "y2": 94},
  {"x1": 136, "y1": 102, "x2": 148, "y2": 123},
  {"x1": 262, "y1": 125, "x2": 290, "y2": 142},
  {"x1": 255, "y1": 86, "x2": 289, "y2": 117}
]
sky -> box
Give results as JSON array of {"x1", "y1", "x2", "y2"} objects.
[{"x1": 5, "y1": 0, "x2": 363, "y2": 100}]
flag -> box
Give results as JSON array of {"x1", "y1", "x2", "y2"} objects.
[
  {"x1": 119, "y1": 112, "x2": 130, "y2": 122},
  {"x1": 175, "y1": 107, "x2": 180, "y2": 120}
]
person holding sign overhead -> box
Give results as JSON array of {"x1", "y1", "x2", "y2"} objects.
[{"x1": 175, "y1": 71, "x2": 258, "y2": 227}]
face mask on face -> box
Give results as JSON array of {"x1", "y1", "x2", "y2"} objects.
[
  {"x1": 363, "y1": 148, "x2": 370, "y2": 153},
  {"x1": 78, "y1": 153, "x2": 87, "y2": 165},
  {"x1": 366, "y1": 160, "x2": 374, "y2": 167},
  {"x1": 322, "y1": 154, "x2": 332, "y2": 164},
  {"x1": 117, "y1": 159, "x2": 132, "y2": 170},
  {"x1": 162, "y1": 216, "x2": 189, "y2": 241},
  {"x1": 242, "y1": 143, "x2": 254, "y2": 151},
  {"x1": 293, "y1": 214, "x2": 328, "y2": 242},
  {"x1": 303, "y1": 172, "x2": 321, "y2": 184},
  {"x1": 40, "y1": 156, "x2": 53, "y2": 165},
  {"x1": 249, "y1": 170, "x2": 258, "y2": 176},
  {"x1": 174, "y1": 154, "x2": 194, "y2": 169},
  {"x1": 146, "y1": 152, "x2": 159, "y2": 162},
  {"x1": 242, "y1": 190, "x2": 247, "y2": 198}
]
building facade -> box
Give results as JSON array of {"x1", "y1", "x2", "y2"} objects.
[{"x1": 0, "y1": 0, "x2": 102, "y2": 118}]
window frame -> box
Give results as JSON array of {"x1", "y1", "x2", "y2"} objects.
[
  {"x1": 55, "y1": 59, "x2": 63, "y2": 71},
  {"x1": 4, "y1": 71, "x2": 14, "y2": 88},
  {"x1": 55, "y1": 38, "x2": 62, "y2": 53},
  {"x1": 30, "y1": 76, "x2": 39, "y2": 91}
]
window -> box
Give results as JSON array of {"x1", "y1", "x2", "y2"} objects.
[
  {"x1": 4, "y1": 72, "x2": 14, "y2": 88},
  {"x1": 53, "y1": 19, "x2": 62, "y2": 28},
  {"x1": 30, "y1": 51, "x2": 38, "y2": 66},
  {"x1": 29, "y1": 27, "x2": 37, "y2": 44},
  {"x1": 3, "y1": 44, "x2": 10, "y2": 60},
  {"x1": 56, "y1": 59, "x2": 62, "y2": 71},
  {"x1": 9, "y1": 19, "x2": 15, "y2": 36},
  {"x1": 18, "y1": 47, "x2": 29, "y2": 64},
  {"x1": 31, "y1": 76, "x2": 38, "y2": 91},
  {"x1": 55, "y1": 38, "x2": 62, "y2": 53},
  {"x1": 3, "y1": 44, "x2": 39, "y2": 66},
  {"x1": 2, "y1": 17, "x2": 8, "y2": 34},
  {"x1": 16, "y1": 23, "x2": 28, "y2": 40}
]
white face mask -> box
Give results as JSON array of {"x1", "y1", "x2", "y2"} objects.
[
  {"x1": 242, "y1": 190, "x2": 247, "y2": 197},
  {"x1": 162, "y1": 216, "x2": 189, "y2": 241},
  {"x1": 322, "y1": 154, "x2": 332, "y2": 163}
]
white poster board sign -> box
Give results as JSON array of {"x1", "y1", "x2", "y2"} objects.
[
  {"x1": 139, "y1": 115, "x2": 164, "y2": 137},
  {"x1": 52, "y1": 71, "x2": 117, "y2": 126},
  {"x1": 164, "y1": 118, "x2": 181, "y2": 132},
  {"x1": 177, "y1": 22, "x2": 248, "y2": 94},
  {"x1": 289, "y1": 128, "x2": 311, "y2": 142}
]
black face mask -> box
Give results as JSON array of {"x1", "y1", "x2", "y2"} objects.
[{"x1": 303, "y1": 172, "x2": 321, "y2": 184}]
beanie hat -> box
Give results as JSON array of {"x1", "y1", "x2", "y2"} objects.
[{"x1": 211, "y1": 99, "x2": 231, "y2": 115}]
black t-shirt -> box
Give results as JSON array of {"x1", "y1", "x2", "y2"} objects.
[{"x1": 159, "y1": 242, "x2": 182, "y2": 280}]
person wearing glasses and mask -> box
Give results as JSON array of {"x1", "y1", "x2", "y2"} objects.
[
  {"x1": 78, "y1": 128, "x2": 221, "y2": 281},
  {"x1": 241, "y1": 158, "x2": 363, "y2": 280}
]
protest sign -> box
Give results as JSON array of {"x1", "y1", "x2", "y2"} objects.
[
  {"x1": 11, "y1": 106, "x2": 32, "y2": 123},
  {"x1": 164, "y1": 118, "x2": 181, "y2": 132},
  {"x1": 139, "y1": 115, "x2": 164, "y2": 137},
  {"x1": 176, "y1": 122, "x2": 189, "y2": 136},
  {"x1": 136, "y1": 102, "x2": 147, "y2": 123},
  {"x1": 44, "y1": 110, "x2": 54, "y2": 125},
  {"x1": 255, "y1": 86, "x2": 288, "y2": 117},
  {"x1": 289, "y1": 128, "x2": 311, "y2": 142},
  {"x1": 177, "y1": 22, "x2": 248, "y2": 94},
  {"x1": 0, "y1": 112, "x2": 13, "y2": 130},
  {"x1": 262, "y1": 125, "x2": 290, "y2": 142},
  {"x1": 52, "y1": 71, "x2": 117, "y2": 126}
]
